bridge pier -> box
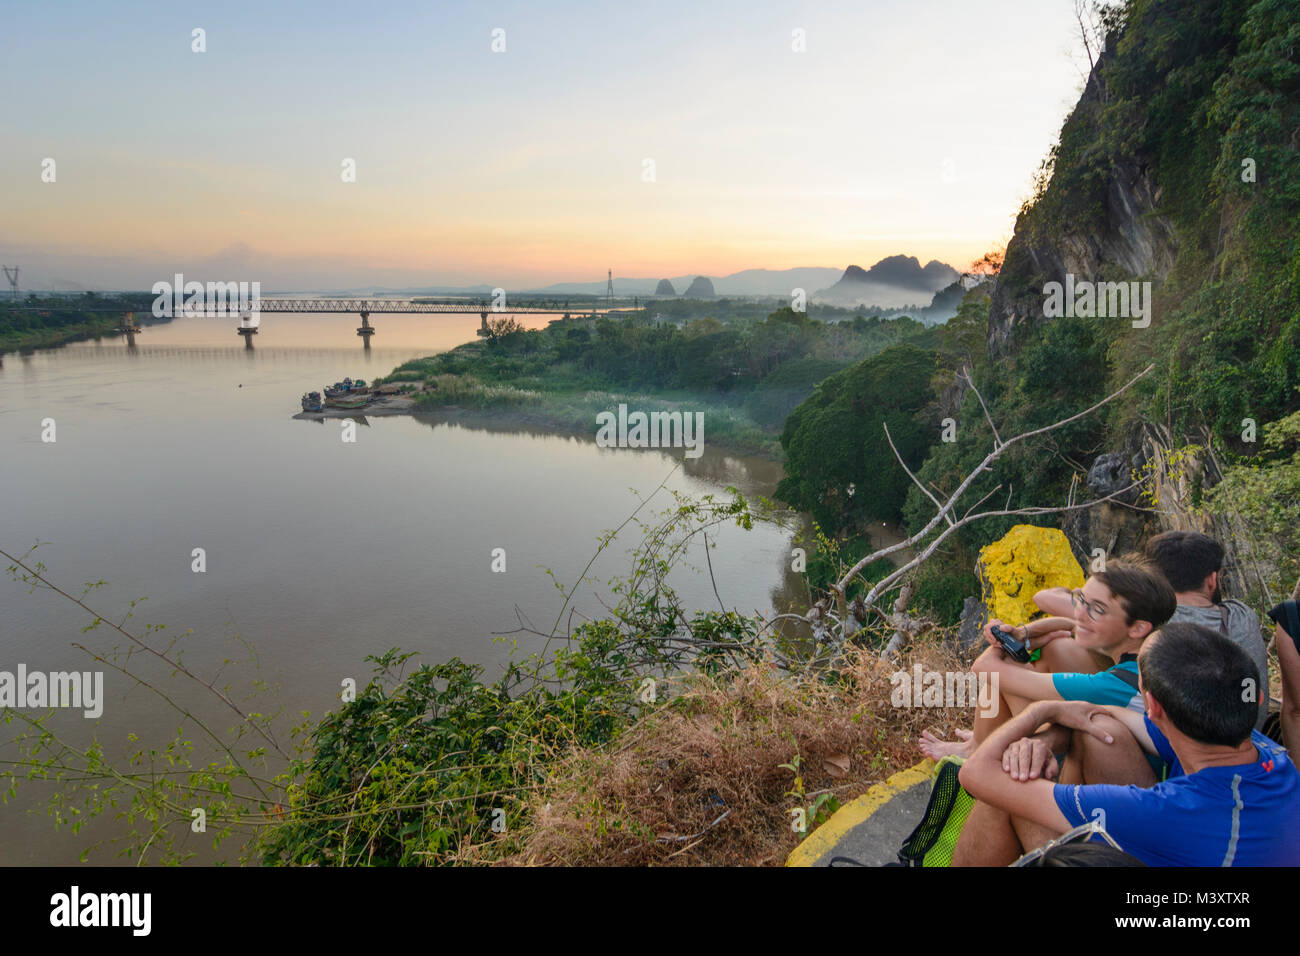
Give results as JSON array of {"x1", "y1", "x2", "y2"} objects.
[
  {"x1": 477, "y1": 312, "x2": 489, "y2": 337},
  {"x1": 116, "y1": 311, "x2": 142, "y2": 339},
  {"x1": 357, "y1": 311, "x2": 375, "y2": 348}
]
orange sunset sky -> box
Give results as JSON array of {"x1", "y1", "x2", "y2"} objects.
[{"x1": 2, "y1": 1, "x2": 1090, "y2": 291}]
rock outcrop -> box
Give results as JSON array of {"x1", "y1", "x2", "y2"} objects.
[
  {"x1": 986, "y1": 53, "x2": 1179, "y2": 359},
  {"x1": 1061, "y1": 422, "x2": 1254, "y2": 600},
  {"x1": 654, "y1": 279, "x2": 676, "y2": 296},
  {"x1": 977, "y1": 525, "x2": 1086, "y2": 627},
  {"x1": 682, "y1": 276, "x2": 715, "y2": 298}
]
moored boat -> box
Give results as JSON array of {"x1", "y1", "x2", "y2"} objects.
[
  {"x1": 301, "y1": 391, "x2": 323, "y2": 412},
  {"x1": 325, "y1": 396, "x2": 369, "y2": 409}
]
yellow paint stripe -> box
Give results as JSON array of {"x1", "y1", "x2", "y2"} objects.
[{"x1": 786, "y1": 759, "x2": 935, "y2": 867}]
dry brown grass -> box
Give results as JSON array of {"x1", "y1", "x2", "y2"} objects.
[{"x1": 504, "y1": 630, "x2": 977, "y2": 866}]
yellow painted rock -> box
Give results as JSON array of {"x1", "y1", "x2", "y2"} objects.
[{"x1": 978, "y1": 525, "x2": 1084, "y2": 624}]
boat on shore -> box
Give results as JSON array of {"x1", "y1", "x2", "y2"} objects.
[
  {"x1": 323, "y1": 377, "x2": 368, "y2": 398},
  {"x1": 325, "y1": 396, "x2": 369, "y2": 409},
  {"x1": 301, "y1": 390, "x2": 323, "y2": 412}
]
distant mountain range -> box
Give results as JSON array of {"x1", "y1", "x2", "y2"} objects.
[
  {"x1": 814, "y1": 256, "x2": 960, "y2": 309},
  {"x1": 316, "y1": 255, "x2": 960, "y2": 305}
]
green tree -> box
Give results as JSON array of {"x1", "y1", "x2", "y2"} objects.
[{"x1": 776, "y1": 345, "x2": 939, "y2": 532}]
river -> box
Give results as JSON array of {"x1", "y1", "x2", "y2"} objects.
[{"x1": 0, "y1": 308, "x2": 808, "y2": 865}]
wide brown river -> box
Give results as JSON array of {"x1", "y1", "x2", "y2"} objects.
[{"x1": 0, "y1": 308, "x2": 807, "y2": 864}]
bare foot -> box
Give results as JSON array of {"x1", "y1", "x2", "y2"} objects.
[{"x1": 919, "y1": 728, "x2": 974, "y2": 761}]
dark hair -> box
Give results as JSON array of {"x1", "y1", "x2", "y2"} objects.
[
  {"x1": 1144, "y1": 531, "x2": 1224, "y2": 593},
  {"x1": 1139, "y1": 622, "x2": 1258, "y2": 746},
  {"x1": 1091, "y1": 557, "x2": 1176, "y2": 630},
  {"x1": 1021, "y1": 843, "x2": 1147, "y2": 867}
]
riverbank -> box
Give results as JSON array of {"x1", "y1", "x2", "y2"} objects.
[
  {"x1": 368, "y1": 308, "x2": 939, "y2": 463},
  {"x1": 412, "y1": 385, "x2": 783, "y2": 459},
  {"x1": 0, "y1": 316, "x2": 126, "y2": 354},
  {"x1": 0, "y1": 295, "x2": 159, "y2": 356},
  {"x1": 294, "y1": 377, "x2": 784, "y2": 457}
]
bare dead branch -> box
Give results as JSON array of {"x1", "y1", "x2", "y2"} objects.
[
  {"x1": 884, "y1": 420, "x2": 952, "y2": 527},
  {"x1": 962, "y1": 365, "x2": 1002, "y2": 448},
  {"x1": 830, "y1": 363, "x2": 1153, "y2": 602}
]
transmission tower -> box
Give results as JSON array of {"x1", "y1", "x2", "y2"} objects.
[
  {"x1": 2, "y1": 266, "x2": 18, "y2": 299},
  {"x1": 605, "y1": 268, "x2": 613, "y2": 307}
]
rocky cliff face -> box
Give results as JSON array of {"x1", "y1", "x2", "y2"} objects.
[
  {"x1": 1058, "y1": 420, "x2": 1256, "y2": 599},
  {"x1": 986, "y1": 63, "x2": 1180, "y2": 358},
  {"x1": 977, "y1": 50, "x2": 1258, "y2": 590},
  {"x1": 977, "y1": 52, "x2": 1221, "y2": 579}
]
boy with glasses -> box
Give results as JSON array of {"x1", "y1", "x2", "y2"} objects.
[{"x1": 919, "y1": 558, "x2": 1176, "y2": 767}]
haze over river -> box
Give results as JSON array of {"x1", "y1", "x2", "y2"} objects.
[{"x1": 0, "y1": 308, "x2": 805, "y2": 865}]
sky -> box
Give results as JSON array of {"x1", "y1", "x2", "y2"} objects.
[{"x1": 1, "y1": 0, "x2": 1092, "y2": 292}]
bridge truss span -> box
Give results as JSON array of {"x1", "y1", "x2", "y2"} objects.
[{"x1": 256, "y1": 298, "x2": 594, "y2": 315}]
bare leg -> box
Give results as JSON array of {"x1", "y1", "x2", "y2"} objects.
[
  {"x1": 1070, "y1": 714, "x2": 1157, "y2": 787},
  {"x1": 952, "y1": 799, "x2": 1022, "y2": 867},
  {"x1": 969, "y1": 645, "x2": 1045, "y2": 747},
  {"x1": 923, "y1": 648, "x2": 1045, "y2": 758},
  {"x1": 1011, "y1": 815, "x2": 1059, "y2": 854},
  {"x1": 1038, "y1": 637, "x2": 1106, "y2": 675}
]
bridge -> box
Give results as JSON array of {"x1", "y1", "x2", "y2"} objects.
[
  {"x1": 246, "y1": 297, "x2": 638, "y2": 344},
  {"x1": 253, "y1": 297, "x2": 638, "y2": 343},
  {"x1": 9, "y1": 295, "x2": 642, "y2": 348}
]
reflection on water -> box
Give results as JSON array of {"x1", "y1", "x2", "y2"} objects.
[{"x1": 0, "y1": 312, "x2": 806, "y2": 865}]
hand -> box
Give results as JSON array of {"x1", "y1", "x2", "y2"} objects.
[
  {"x1": 1001, "y1": 736, "x2": 1059, "y2": 782},
  {"x1": 1039, "y1": 699, "x2": 1115, "y2": 744},
  {"x1": 983, "y1": 619, "x2": 1024, "y2": 646}
]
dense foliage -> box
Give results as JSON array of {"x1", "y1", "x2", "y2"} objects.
[
  {"x1": 384, "y1": 305, "x2": 937, "y2": 442},
  {"x1": 775, "y1": 344, "x2": 939, "y2": 533}
]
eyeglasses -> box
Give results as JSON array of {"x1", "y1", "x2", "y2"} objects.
[{"x1": 1071, "y1": 588, "x2": 1110, "y2": 621}]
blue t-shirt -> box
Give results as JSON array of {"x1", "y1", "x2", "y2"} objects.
[
  {"x1": 1053, "y1": 716, "x2": 1300, "y2": 866},
  {"x1": 1051, "y1": 660, "x2": 1142, "y2": 712}
]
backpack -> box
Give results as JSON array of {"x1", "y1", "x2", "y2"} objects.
[{"x1": 894, "y1": 756, "x2": 976, "y2": 867}]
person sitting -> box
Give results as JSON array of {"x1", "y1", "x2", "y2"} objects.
[
  {"x1": 954, "y1": 622, "x2": 1300, "y2": 866},
  {"x1": 1036, "y1": 534, "x2": 1269, "y2": 728},
  {"x1": 919, "y1": 559, "x2": 1176, "y2": 764},
  {"x1": 1270, "y1": 600, "x2": 1300, "y2": 757},
  {"x1": 1146, "y1": 532, "x2": 1268, "y2": 728}
]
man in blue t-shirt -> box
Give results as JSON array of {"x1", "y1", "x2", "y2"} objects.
[{"x1": 955, "y1": 622, "x2": 1300, "y2": 866}]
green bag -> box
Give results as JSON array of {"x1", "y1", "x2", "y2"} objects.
[{"x1": 896, "y1": 756, "x2": 975, "y2": 867}]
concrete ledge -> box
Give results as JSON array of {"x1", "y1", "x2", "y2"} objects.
[{"x1": 786, "y1": 759, "x2": 935, "y2": 867}]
